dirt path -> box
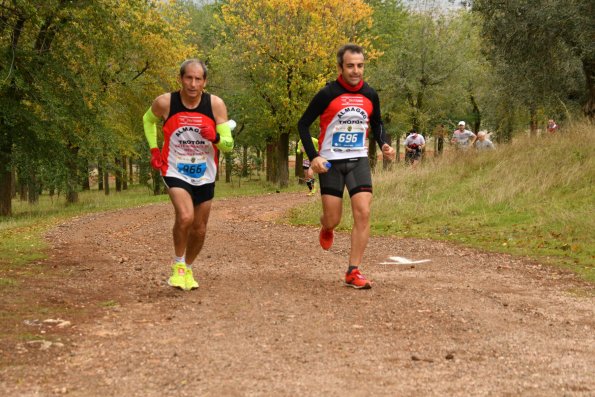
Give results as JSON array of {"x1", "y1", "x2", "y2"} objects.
[{"x1": 1, "y1": 192, "x2": 594, "y2": 396}]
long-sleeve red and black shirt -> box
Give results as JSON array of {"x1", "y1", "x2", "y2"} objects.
[{"x1": 297, "y1": 76, "x2": 388, "y2": 162}]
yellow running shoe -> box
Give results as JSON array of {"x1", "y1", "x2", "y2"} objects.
[
  {"x1": 167, "y1": 262, "x2": 187, "y2": 290},
  {"x1": 185, "y1": 268, "x2": 199, "y2": 290}
]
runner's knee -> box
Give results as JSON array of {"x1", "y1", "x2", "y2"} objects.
[
  {"x1": 176, "y1": 212, "x2": 194, "y2": 228},
  {"x1": 353, "y1": 206, "x2": 370, "y2": 224}
]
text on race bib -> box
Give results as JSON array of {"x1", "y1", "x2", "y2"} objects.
[
  {"x1": 177, "y1": 162, "x2": 207, "y2": 178},
  {"x1": 176, "y1": 155, "x2": 208, "y2": 179},
  {"x1": 332, "y1": 131, "x2": 364, "y2": 148}
]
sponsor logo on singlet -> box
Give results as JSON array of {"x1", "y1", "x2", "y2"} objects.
[
  {"x1": 340, "y1": 95, "x2": 365, "y2": 106},
  {"x1": 177, "y1": 115, "x2": 203, "y2": 126}
]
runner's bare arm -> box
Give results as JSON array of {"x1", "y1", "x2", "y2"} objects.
[{"x1": 151, "y1": 93, "x2": 171, "y2": 120}]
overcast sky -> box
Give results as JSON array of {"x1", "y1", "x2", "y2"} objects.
[{"x1": 404, "y1": 0, "x2": 469, "y2": 12}]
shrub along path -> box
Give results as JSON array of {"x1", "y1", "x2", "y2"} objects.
[{"x1": 1, "y1": 192, "x2": 593, "y2": 396}]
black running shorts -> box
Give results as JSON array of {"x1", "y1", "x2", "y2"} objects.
[
  {"x1": 318, "y1": 157, "x2": 372, "y2": 198},
  {"x1": 162, "y1": 177, "x2": 215, "y2": 206}
]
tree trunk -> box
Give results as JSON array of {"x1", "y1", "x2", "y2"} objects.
[
  {"x1": 276, "y1": 132, "x2": 289, "y2": 188},
  {"x1": 266, "y1": 140, "x2": 276, "y2": 183},
  {"x1": 0, "y1": 164, "x2": 12, "y2": 216},
  {"x1": 27, "y1": 173, "x2": 39, "y2": 204},
  {"x1": 10, "y1": 167, "x2": 16, "y2": 199},
  {"x1": 0, "y1": 17, "x2": 28, "y2": 216},
  {"x1": 128, "y1": 158, "x2": 134, "y2": 185},
  {"x1": 258, "y1": 148, "x2": 264, "y2": 174},
  {"x1": 66, "y1": 145, "x2": 79, "y2": 204},
  {"x1": 296, "y1": 152, "x2": 304, "y2": 184},
  {"x1": 470, "y1": 94, "x2": 481, "y2": 133},
  {"x1": 81, "y1": 159, "x2": 90, "y2": 191},
  {"x1": 103, "y1": 167, "x2": 110, "y2": 196},
  {"x1": 294, "y1": 138, "x2": 302, "y2": 180},
  {"x1": 0, "y1": 122, "x2": 13, "y2": 214},
  {"x1": 151, "y1": 170, "x2": 160, "y2": 195},
  {"x1": 98, "y1": 162, "x2": 104, "y2": 191},
  {"x1": 225, "y1": 153, "x2": 232, "y2": 183},
  {"x1": 241, "y1": 146, "x2": 248, "y2": 177},
  {"x1": 582, "y1": 58, "x2": 595, "y2": 119},
  {"x1": 114, "y1": 156, "x2": 122, "y2": 192},
  {"x1": 122, "y1": 156, "x2": 128, "y2": 190}
]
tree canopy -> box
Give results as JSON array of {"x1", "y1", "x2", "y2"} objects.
[{"x1": 1, "y1": 0, "x2": 591, "y2": 214}]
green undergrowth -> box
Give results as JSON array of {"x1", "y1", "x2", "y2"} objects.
[{"x1": 289, "y1": 121, "x2": 595, "y2": 283}]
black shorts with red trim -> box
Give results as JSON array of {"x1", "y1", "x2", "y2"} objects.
[{"x1": 318, "y1": 157, "x2": 372, "y2": 198}]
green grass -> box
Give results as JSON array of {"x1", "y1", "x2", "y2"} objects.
[
  {"x1": 100, "y1": 300, "x2": 119, "y2": 308},
  {"x1": 289, "y1": 121, "x2": 595, "y2": 282},
  {"x1": 0, "y1": 176, "x2": 299, "y2": 271}
]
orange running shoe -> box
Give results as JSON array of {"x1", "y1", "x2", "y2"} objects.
[
  {"x1": 344, "y1": 269, "x2": 372, "y2": 289},
  {"x1": 319, "y1": 228, "x2": 334, "y2": 250}
]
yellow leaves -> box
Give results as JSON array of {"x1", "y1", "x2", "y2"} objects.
[
  {"x1": 222, "y1": 0, "x2": 375, "y2": 84},
  {"x1": 223, "y1": 0, "x2": 373, "y2": 62},
  {"x1": 217, "y1": 0, "x2": 376, "y2": 133}
]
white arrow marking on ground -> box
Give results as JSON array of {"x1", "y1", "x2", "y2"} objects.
[{"x1": 379, "y1": 256, "x2": 431, "y2": 265}]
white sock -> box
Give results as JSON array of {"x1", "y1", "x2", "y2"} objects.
[{"x1": 175, "y1": 256, "x2": 185, "y2": 264}]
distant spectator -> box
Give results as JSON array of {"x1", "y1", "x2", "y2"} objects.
[
  {"x1": 404, "y1": 129, "x2": 425, "y2": 167},
  {"x1": 474, "y1": 131, "x2": 495, "y2": 150},
  {"x1": 546, "y1": 119, "x2": 559, "y2": 134},
  {"x1": 451, "y1": 121, "x2": 476, "y2": 150}
]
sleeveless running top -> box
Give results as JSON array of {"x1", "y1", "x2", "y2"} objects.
[{"x1": 161, "y1": 91, "x2": 218, "y2": 186}]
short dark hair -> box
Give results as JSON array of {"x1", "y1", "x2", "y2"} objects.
[
  {"x1": 337, "y1": 44, "x2": 365, "y2": 67},
  {"x1": 179, "y1": 59, "x2": 208, "y2": 79}
]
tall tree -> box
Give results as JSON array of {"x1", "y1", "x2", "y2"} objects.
[
  {"x1": 371, "y1": 7, "x2": 483, "y2": 136},
  {"x1": 0, "y1": 0, "x2": 191, "y2": 215},
  {"x1": 473, "y1": 0, "x2": 594, "y2": 121},
  {"x1": 219, "y1": 0, "x2": 376, "y2": 187}
]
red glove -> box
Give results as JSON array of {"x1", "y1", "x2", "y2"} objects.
[
  {"x1": 150, "y1": 148, "x2": 163, "y2": 170},
  {"x1": 200, "y1": 124, "x2": 219, "y2": 143}
]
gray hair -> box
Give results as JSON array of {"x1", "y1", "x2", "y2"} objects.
[{"x1": 179, "y1": 59, "x2": 207, "y2": 79}]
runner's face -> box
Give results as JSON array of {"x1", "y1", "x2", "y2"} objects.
[
  {"x1": 339, "y1": 51, "x2": 364, "y2": 86},
  {"x1": 179, "y1": 63, "x2": 206, "y2": 99}
]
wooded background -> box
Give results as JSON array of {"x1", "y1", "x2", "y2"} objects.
[{"x1": 1, "y1": 0, "x2": 592, "y2": 215}]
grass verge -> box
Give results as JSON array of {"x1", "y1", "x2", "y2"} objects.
[{"x1": 289, "y1": 121, "x2": 594, "y2": 283}]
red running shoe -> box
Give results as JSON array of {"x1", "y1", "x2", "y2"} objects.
[
  {"x1": 319, "y1": 228, "x2": 334, "y2": 250},
  {"x1": 344, "y1": 269, "x2": 372, "y2": 289}
]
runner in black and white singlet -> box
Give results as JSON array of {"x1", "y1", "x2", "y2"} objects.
[
  {"x1": 297, "y1": 44, "x2": 395, "y2": 289},
  {"x1": 143, "y1": 59, "x2": 234, "y2": 291}
]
